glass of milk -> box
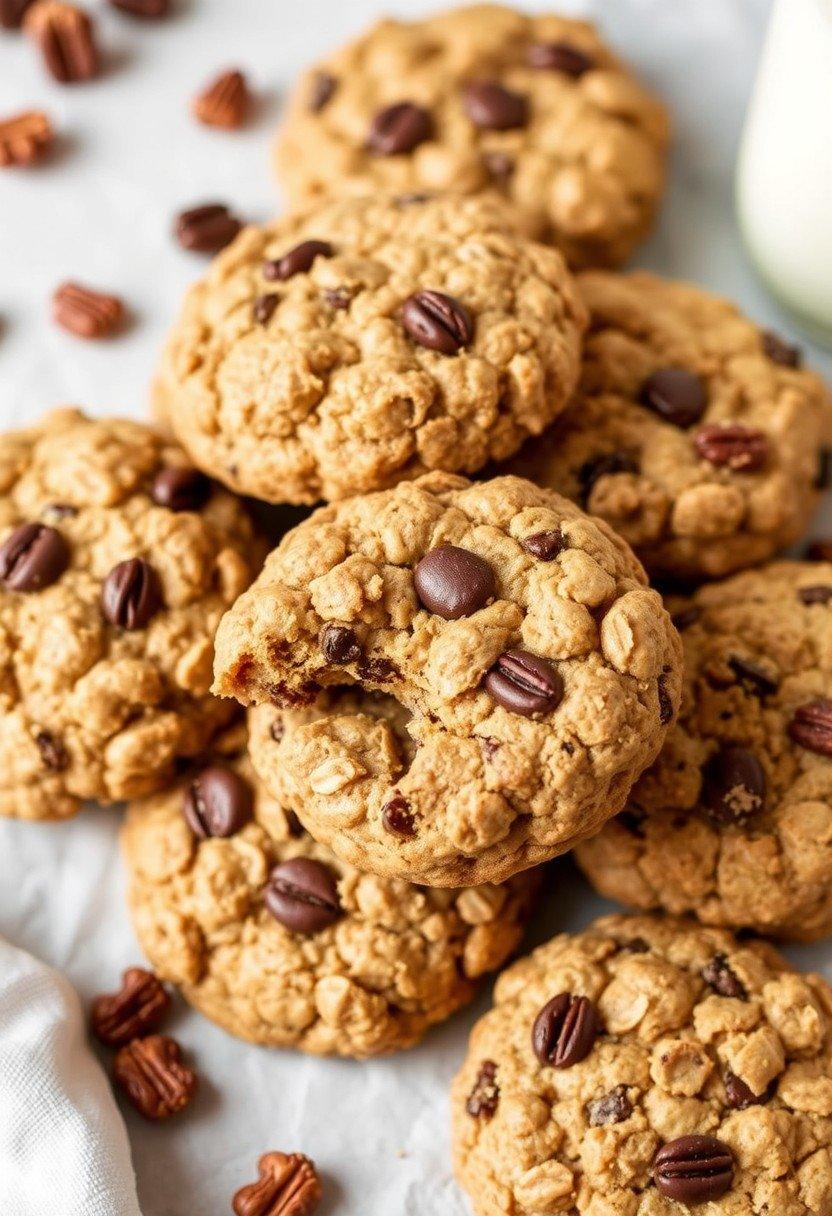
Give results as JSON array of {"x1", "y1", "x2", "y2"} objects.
[{"x1": 737, "y1": 0, "x2": 832, "y2": 346}]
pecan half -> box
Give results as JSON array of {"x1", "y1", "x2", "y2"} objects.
[
  {"x1": 193, "y1": 68, "x2": 250, "y2": 128},
  {"x1": 90, "y1": 967, "x2": 170, "y2": 1047},
  {"x1": 693, "y1": 424, "x2": 768, "y2": 471},
  {"x1": 52, "y1": 281, "x2": 125, "y2": 338},
  {"x1": 789, "y1": 699, "x2": 832, "y2": 756},
  {"x1": 233, "y1": 1152, "x2": 322, "y2": 1216},
  {"x1": 113, "y1": 1034, "x2": 196, "y2": 1119},
  {"x1": 24, "y1": 2, "x2": 98, "y2": 83},
  {"x1": 0, "y1": 110, "x2": 53, "y2": 167}
]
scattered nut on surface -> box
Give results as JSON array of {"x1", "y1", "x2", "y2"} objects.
[
  {"x1": 24, "y1": 1, "x2": 98, "y2": 83},
  {"x1": 232, "y1": 1152, "x2": 322, "y2": 1216},
  {"x1": 0, "y1": 110, "x2": 53, "y2": 167},
  {"x1": 113, "y1": 1034, "x2": 197, "y2": 1120},
  {"x1": 193, "y1": 68, "x2": 250, "y2": 129},
  {"x1": 52, "y1": 281, "x2": 126, "y2": 338},
  {"x1": 90, "y1": 967, "x2": 170, "y2": 1047}
]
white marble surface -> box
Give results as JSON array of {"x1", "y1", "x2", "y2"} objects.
[{"x1": 1, "y1": 2, "x2": 831, "y2": 1214}]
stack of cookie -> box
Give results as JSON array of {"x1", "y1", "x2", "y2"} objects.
[{"x1": 4, "y1": 6, "x2": 832, "y2": 1215}]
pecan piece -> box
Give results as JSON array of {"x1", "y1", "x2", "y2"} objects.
[
  {"x1": 693, "y1": 424, "x2": 768, "y2": 471},
  {"x1": 24, "y1": 2, "x2": 98, "y2": 83},
  {"x1": 113, "y1": 1034, "x2": 196, "y2": 1119},
  {"x1": 90, "y1": 967, "x2": 170, "y2": 1046},
  {"x1": 233, "y1": 1152, "x2": 322, "y2": 1216},
  {"x1": 0, "y1": 110, "x2": 53, "y2": 167},
  {"x1": 789, "y1": 699, "x2": 832, "y2": 756},
  {"x1": 52, "y1": 281, "x2": 125, "y2": 338},
  {"x1": 0, "y1": 0, "x2": 35, "y2": 28},
  {"x1": 193, "y1": 68, "x2": 250, "y2": 129}
]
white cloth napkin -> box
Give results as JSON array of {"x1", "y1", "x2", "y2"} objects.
[{"x1": 0, "y1": 936, "x2": 142, "y2": 1216}]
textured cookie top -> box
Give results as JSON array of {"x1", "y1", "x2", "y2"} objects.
[
  {"x1": 0, "y1": 409, "x2": 260, "y2": 821},
  {"x1": 122, "y1": 730, "x2": 537, "y2": 1058},
  {"x1": 579, "y1": 560, "x2": 832, "y2": 942},
  {"x1": 154, "y1": 192, "x2": 586, "y2": 505},
  {"x1": 452, "y1": 912, "x2": 832, "y2": 1216},
  {"x1": 274, "y1": 4, "x2": 670, "y2": 269},
  {"x1": 216, "y1": 473, "x2": 681, "y2": 885},
  {"x1": 510, "y1": 272, "x2": 831, "y2": 580}
]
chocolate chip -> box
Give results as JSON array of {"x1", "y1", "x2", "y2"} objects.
[
  {"x1": 653, "y1": 1135, "x2": 734, "y2": 1205},
  {"x1": 323, "y1": 287, "x2": 352, "y2": 310},
  {"x1": 702, "y1": 953, "x2": 747, "y2": 1000},
  {"x1": 265, "y1": 858, "x2": 343, "y2": 934},
  {"x1": 657, "y1": 674, "x2": 674, "y2": 724},
  {"x1": 151, "y1": 466, "x2": 210, "y2": 512},
  {"x1": 466, "y1": 1060, "x2": 499, "y2": 1119},
  {"x1": 640, "y1": 368, "x2": 707, "y2": 429},
  {"x1": 671, "y1": 606, "x2": 700, "y2": 631},
  {"x1": 694, "y1": 424, "x2": 768, "y2": 472},
  {"x1": 381, "y1": 793, "x2": 416, "y2": 838},
  {"x1": 527, "y1": 41, "x2": 594, "y2": 76},
  {"x1": 620, "y1": 936, "x2": 649, "y2": 953},
  {"x1": 270, "y1": 716, "x2": 285, "y2": 743},
  {"x1": 484, "y1": 649, "x2": 563, "y2": 718},
  {"x1": 762, "y1": 329, "x2": 802, "y2": 368},
  {"x1": 789, "y1": 699, "x2": 832, "y2": 755},
  {"x1": 727, "y1": 655, "x2": 779, "y2": 697},
  {"x1": 264, "y1": 239, "x2": 334, "y2": 282},
  {"x1": 0, "y1": 523, "x2": 68, "y2": 592},
  {"x1": 359, "y1": 655, "x2": 399, "y2": 684},
  {"x1": 521, "y1": 529, "x2": 565, "y2": 561},
  {"x1": 724, "y1": 1069, "x2": 776, "y2": 1110},
  {"x1": 482, "y1": 151, "x2": 514, "y2": 181},
  {"x1": 401, "y1": 290, "x2": 472, "y2": 354},
  {"x1": 319, "y1": 623, "x2": 361, "y2": 664},
  {"x1": 578, "y1": 451, "x2": 638, "y2": 503},
  {"x1": 480, "y1": 737, "x2": 501, "y2": 761},
  {"x1": 183, "y1": 766, "x2": 253, "y2": 838},
  {"x1": 799, "y1": 585, "x2": 832, "y2": 605},
  {"x1": 174, "y1": 203, "x2": 242, "y2": 253},
  {"x1": 816, "y1": 448, "x2": 832, "y2": 490},
  {"x1": 253, "y1": 293, "x2": 278, "y2": 325},
  {"x1": 414, "y1": 545, "x2": 496, "y2": 619},
  {"x1": 587, "y1": 1086, "x2": 632, "y2": 1126},
  {"x1": 463, "y1": 81, "x2": 528, "y2": 131},
  {"x1": 807, "y1": 540, "x2": 832, "y2": 563},
  {"x1": 532, "y1": 993, "x2": 599, "y2": 1068},
  {"x1": 309, "y1": 70, "x2": 337, "y2": 112},
  {"x1": 35, "y1": 729, "x2": 68, "y2": 771},
  {"x1": 367, "y1": 102, "x2": 433, "y2": 155},
  {"x1": 101, "y1": 558, "x2": 162, "y2": 630},
  {"x1": 701, "y1": 746, "x2": 765, "y2": 825}
]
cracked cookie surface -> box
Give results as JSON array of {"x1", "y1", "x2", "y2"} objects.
[
  {"x1": 509, "y1": 272, "x2": 830, "y2": 580},
  {"x1": 0, "y1": 409, "x2": 260, "y2": 821},
  {"x1": 216, "y1": 472, "x2": 682, "y2": 886},
  {"x1": 122, "y1": 726, "x2": 538, "y2": 1057},
  {"x1": 452, "y1": 912, "x2": 832, "y2": 1216},
  {"x1": 154, "y1": 192, "x2": 586, "y2": 504},
  {"x1": 578, "y1": 561, "x2": 832, "y2": 942},
  {"x1": 274, "y1": 4, "x2": 670, "y2": 270}
]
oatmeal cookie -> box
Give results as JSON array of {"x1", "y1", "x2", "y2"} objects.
[
  {"x1": 153, "y1": 192, "x2": 586, "y2": 504},
  {"x1": 509, "y1": 271, "x2": 831, "y2": 581},
  {"x1": 452, "y1": 912, "x2": 832, "y2": 1216},
  {"x1": 216, "y1": 472, "x2": 682, "y2": 886},
  {"x1": 122, "y1": 727, "x2": 538, "y2": 1057},
  {"x1": 0, "y1": 408, "x2": 260, "y2": 821},
  {"x1": 578, "y1": 561, "x2": 832, "y2": 942},
  {"x1": 274, "y1": 4, "x2": 670, "y2": 270}
]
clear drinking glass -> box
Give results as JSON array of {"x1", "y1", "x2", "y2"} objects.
[{"x1": 737, "y1": 0, "x2": 832, "y2": 347}]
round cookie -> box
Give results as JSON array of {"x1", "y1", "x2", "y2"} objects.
[
  {"x1": 577, "y1": 560, "x2": 832, "y2": 942},
  {"x1": 214, "y1": 472, "x2": 682, "y2": 886},
  {"x1": 274, "y1": 4, "x2": 670, "y2": 270},
  {"x1": 0, "y1": 409, "x2": 261, "y2": 821},
  {"x1": 452, "y1": 912, "x2": 832, "y2": 1216},
  {"x1": 153, "y1": 192, "x2": 586, "y2": 505},
  {"x1": 122, "y1": 729, "x2": 538, "y2": 1058},
  {"x1": 508, "y1": 271, "x2": 831, "y2": 581}
]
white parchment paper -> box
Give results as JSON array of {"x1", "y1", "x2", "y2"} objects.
[{"x1": 1, "y1": 2, "x2": 830, "y2": 1212}]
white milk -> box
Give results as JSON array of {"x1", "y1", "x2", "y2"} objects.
[{"x1": 737, "y1": 0, "x2": 832, "y2": 345}]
